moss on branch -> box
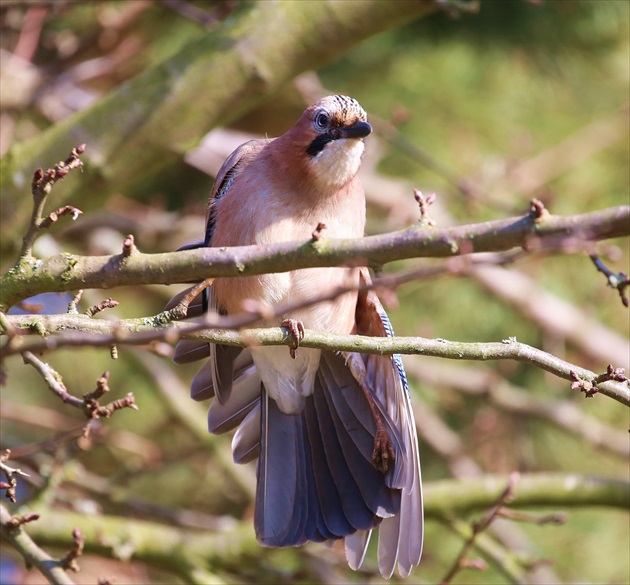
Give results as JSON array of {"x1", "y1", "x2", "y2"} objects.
[
  {"x1": 4, "y1": 313, "x2": 629, "y2": 406},
  {"x1": 1, "y1": 206, "x2": 627, "y2": 311}
]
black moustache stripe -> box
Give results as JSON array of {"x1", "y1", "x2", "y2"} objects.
[{"x1": 306, "y1": 133, "x2": 333, "y2": 157}]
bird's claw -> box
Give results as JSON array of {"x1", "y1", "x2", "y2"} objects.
[
  {"x1": 372, "y1": 425, "x2": 396, "y2": 474},
  {"x1": 282, "y1": 318, "x2": 305, "y2": 359}
]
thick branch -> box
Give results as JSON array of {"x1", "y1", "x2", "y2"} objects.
[
  {"x1": 3, "y1": 315, "x2": 629, "y2": 406},
  {"x1": 1, "y1": 206, "x2": 627, "y2": 311},
  {"x1": 425, "y1": 473, "x2": 629, "y2": 516}
]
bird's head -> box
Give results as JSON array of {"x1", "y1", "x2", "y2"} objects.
[{"x1": 282, "y1": 95, "x2": 372, "y2": 191}]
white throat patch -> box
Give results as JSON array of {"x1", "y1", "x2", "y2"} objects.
[{"x1": 308, "y1": 138, "x2": 365, "y2": 189}]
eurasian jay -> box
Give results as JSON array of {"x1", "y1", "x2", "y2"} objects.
[{"x1": 166, "y1": 95, "x2": 423, "y2": 578}]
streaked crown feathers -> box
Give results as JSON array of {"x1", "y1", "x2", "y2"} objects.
[{"x1": 310, "y1": 95, "x2": 368, "y2": 127}]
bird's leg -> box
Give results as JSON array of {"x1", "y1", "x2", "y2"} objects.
[
  {"x1": 343, "y1": 352, "x2": 395, "y2": 474},
  {"x1": 281, "y1": 318, "x2": 305, "y2": 359},
  {"x1": 361, "y1": 380, "x2": 396, "y2": 474}
]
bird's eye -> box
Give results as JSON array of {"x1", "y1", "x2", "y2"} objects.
[{"x1": 314, "y1": 112, "x2": 329, "y2": 130}]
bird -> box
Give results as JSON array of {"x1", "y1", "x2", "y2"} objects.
[{"x1": 166, "y1": 95, "x2": 423, "y2": 578}]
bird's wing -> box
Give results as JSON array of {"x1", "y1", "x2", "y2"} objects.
[
  {"x1": 169, "y1": 139, "x2": 269, "y2": 400},
  {"x1": 204, "y1": 139, "x2": 269, "y2": 402},
  {"x1": 205, "y1": 138, "x2": 269, "y2": 246},
  {"x1": 352, "y1": 267, "x2": 424, "y2": 578}
]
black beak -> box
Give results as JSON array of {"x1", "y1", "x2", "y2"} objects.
[{"x1": 338, "y1": 120, "x2": 372, "y2": 139}]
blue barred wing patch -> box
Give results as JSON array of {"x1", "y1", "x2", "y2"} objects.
[{"x1": 377, "y1": 308, "x2": 411, "y2": 397}]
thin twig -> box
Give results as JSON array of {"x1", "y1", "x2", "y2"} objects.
[
  {"x1": 19, "y1": 144, "x2": 86, "y2": 260},
  {"x1": 121, "y1": 234, "x2": 136, "y2": 257},
  {"x1": 85, "y1": 298, "x2": 119, "y2": 317},
  {"x1": 67, "y1": 290, "x2": 83, "y2": 315},
  {"x1": 21, "y1": 352, "x2": 137, "y2": 419},
  {"x1": 59, "y1": 528, "x2": 84, "y2": 572},
  {"x1": 165, "y1": 277, "x2": 214, "y2": 320},
  {"x1": 497, "y1": 509, "x2": 566, "y2": 525},
  {"x1": 439, "y1": 472, "x2": 520, "y2": 585},
  {"x1": 406, "y1": 358, "x2": 630, "y2": 458},
  {"x1": 1, "y1": 449, "x2": 30, "y2": 503},
  {"x1": 22, "y1": 351, "x2": 85, "y2": 409},
  {"x1": 39, "y1": 205, "x2": 83, "y2": 229},
  {"x1": 589, "y1": 253, "x2": 629, "y2": 307}
]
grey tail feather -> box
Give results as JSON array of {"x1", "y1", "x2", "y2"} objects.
[
  {"x1": 232, "y1": 403, "x2": 261, "y2": 464},
  {"x1": 255, "y1": 388, "x2": 309, "y2": 546},
  {"x1": 318, "y1": 353, "x2": 401, "y2": 519},
  {"x1": 209, "y1": 344, "x2": 241, "y2": 404},
  {"x1": 173, "y1": 340, "x2": 210, "y2": 365},
  {"x1": 207, "y1": 365, "x2": 260, "y2": 433},
  {"x1": 345, "y1": 529, "x2": 372, "y2": 570},
  {"x1": 254, "y1": 351, "x2": 403, "y2": 548}
]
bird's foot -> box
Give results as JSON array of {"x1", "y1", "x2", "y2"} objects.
[
  {"x1": 372, "y1": 422, "x2": 396, "y2": 475},
  {"x1": 281, "y1": 318, "x2": 305, "y2": 359}
]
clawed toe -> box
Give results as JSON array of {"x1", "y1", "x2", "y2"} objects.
[
  {"x1": 372, "y1": 425, "x2": 396, "y2": 474},
  {"x1": 282, "y1": 318, "x2": 305, "y2": 359}
]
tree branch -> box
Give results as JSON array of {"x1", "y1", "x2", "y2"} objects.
[
  {"x1": 425, "y1": 473, "x2": 629, "y2": 515},
  {"x1": 1, "y1": 205, "x2": 627, "y2": 311},
  {"x1": 20, "y1": 352, "x2": 137, "y2": 421},
  {"x1": 405, "y1": 359, "x2": 630, "y2": 458},
  {"x1": 19, "y1": 145, "x2": 86, "y2": 261},
  {"x1": 3, "y1": 314, "x2": 629, "y2": 406},
  {"x1": 439, "y1": 472, "x2": 521, "y2": 585},
  {"x1": 17, "y1": 473, "x2": 628, "y2": 577},
  {"x1": 0, "y1": 504, "x2": 76, "y2": 585}
]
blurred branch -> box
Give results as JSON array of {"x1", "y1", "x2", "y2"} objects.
[
  {"x1": 589, "y1": 253, "x2": 629, "y2": 308},
  {"x1": 1, "y1": 0, "x2": 438, "y2": 242},
  {"x1": 10, "y1": 4, "x2": 48, "y2": 64},
  {"x1": 471, "y1": 262, "x2": 629, "y2": 367},
  {"x1": 439, "y1": 472, "x2": 522, "y2": 585},
  {"x1": 16, "y1": 473, "x2": 628, "y2": 578},
  {"x1": 0, "y1": 503, "x2": 76, "y2": 585},
  {"x1": 21, "y1": 505, "x2": 259, "y2": 584},
  {"x1": 425, "y1": 473, "x2": 629, "y2": 515},
  {"x1": 161, "y1": 0, "x2": 238, "y2": 27},
  {"x1": 1, "y1": 400, "x2": 160, "y2": 464},
  {"x1": 64, "y1": 463, "x2": 238, "y2": 533},
  {"x1": 406, "y1": 358, "x2": 630, "y2": 458},
  {"x1": 129, "y1": 350, "x2": 256, "y2": 501},
  {"x1": 4, "y1": 314, "x2": 629, "y2": 406},
  {"x1": 2, "y1": 205, "x2": 627, "y2": 311},
  {"x1": 441, "y1": 517, "x2": 531, "y2": 585},
  {"x1": 496, "y1": 103, "x2": 630, "y2": 199},
  {"x1": 410, "y1": 393, "x2": 560, "y2": 584},
  {"x1": 21, "y1": 352, "x2": 138, "y2": 421}
]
